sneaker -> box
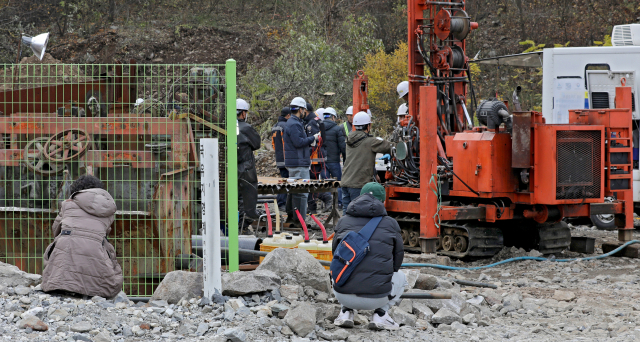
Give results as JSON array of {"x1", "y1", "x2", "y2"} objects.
[
  {"x1": 368, "y1": 311, "x2": 399, "y2": 331},
  {"x1": 334, "y1": 309, "x2": 354, "y2": 328}
]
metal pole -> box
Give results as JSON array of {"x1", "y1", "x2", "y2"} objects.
[
  {"x1": 225, "y1": 59, "x2": 239, "y2": 272},
  {"x1": 201, "y1": 138, "x2": 222, "y2": 297}
]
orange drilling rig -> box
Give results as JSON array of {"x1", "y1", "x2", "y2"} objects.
[{"x1": 353, "y1": 0, "x2": 634, "y2": 257}]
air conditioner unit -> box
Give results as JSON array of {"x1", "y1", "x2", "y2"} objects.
[{"x1": 611, "y1": 24, "x2": 640, "y2": 46}]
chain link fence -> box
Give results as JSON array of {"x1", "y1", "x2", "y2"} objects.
[{"x1": 0, "y1": 60, "x2": 237, "y2": 296}]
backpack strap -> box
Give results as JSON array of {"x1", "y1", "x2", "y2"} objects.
[
  {"x1": 343, "y1": 122, "x2": 349, "y2": 136},
  {"x1": 357, "y1": 216, "x2": 383, "y2": 241}
]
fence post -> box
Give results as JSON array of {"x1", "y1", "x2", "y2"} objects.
[
  {"x1": 201, "y1": 138, "x2": 222, "y2": 296},
  {"x1": 225, "y1": 59, "x2": 239, "y2": 272}
]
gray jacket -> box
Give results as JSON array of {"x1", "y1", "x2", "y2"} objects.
[{"x1": 341, "y1": 131, "x2": 392, "y2": 188}]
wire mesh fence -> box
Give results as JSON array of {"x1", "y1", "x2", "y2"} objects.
[{"x1": 0, "y1": 60, "x2": 235, "y2": 296}]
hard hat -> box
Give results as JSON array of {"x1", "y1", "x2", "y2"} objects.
[
  {"x1": 345, "y1": 106, "x2": 354, "y2": 115},
  {"x1": 316, "y1": 108, "x2": 325, "y2": 117},
  {"x1": 324, "y1": 107, "x2": 337, "y2": 117},
  {"x1": 397, "y1": 81, "x2": 409, "y2": 99},
  {"x1": 290, "y1": 97, "x2": 307, "y2": 110},
  {"x1": 367, "y1": 109, "x2": 372, "y2": 117},
  {"x1": 236, "y1": 98, "x2": 250, "y2": 111},
  {"x1": 135, "y1": 98, "x2": 144, "y2": 106},
  {"x1": 397, "y1": 103, "x2": 408, "y2": 116},
  {"x1": 353, "y1": 111, "x2": 371, "y2": 126}
]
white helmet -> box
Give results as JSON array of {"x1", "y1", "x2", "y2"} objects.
[
  {"x1": 345, "y1": 106, "x2": 354, "y2": 115},
  {"x1": 324, "y1": 107, "x2": 337, "y2": 117},
  {"x1": 397, "y1": 81, "x2": 409, "y2": 99},
  {"x1": 236, "y1": 98, "x2": 250, "y2": 111},
  {"x1": 290, "y1": 97, "x2": 307, "y2": 110},
  {"x1": 367, "y1": 109, "x2": 372, "y2": 117},
  {"x1": 397, "y1": 103, "x2": 408, "y2": 116},
  {"x1": 353, "y1": 111, "x2": 371, "y2": 126},
  {"x1": 316, "y1": 108, "x2": 325, "y2": 120}
]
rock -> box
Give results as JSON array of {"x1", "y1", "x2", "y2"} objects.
[
  {"x1": 17, "y1": 316, "x2": 48, "y2": 331},
  {"x1": 122, "y1": 326, "x2": 133, "y2": 337},
  {"x1": 416, "y1": 291, "x2": 466, "y2": 314},
  {"x1": 284, "y1": 302, "x2": 317, "y2": 336},
  {"x1": 224, "y1": 327, "x2": 247, "y2": 342},
  {"x1": 131, "y1": 325, "x2": 143, "y2": 336},
  {"x1": 70, "y1": 321, "x2": 92, "y2": 333},
  {"x1": 177, "y1": 323, "x2": 196, "y2": 335},
  {"x1": 415, "y1": 274, "x2": 438, "y2": 290},
  {"x1": 451, "y1": 321, "x2": 467, "y2": 332},
  {"x1": 317, "y1": 328, "x2": 349, "y2": 340},
  {"x1": 502, "y1": 293, "x2": 522, "y2": 309},
  {"x1": 466, "y1": 296, "x2": 484, "y2": 306},
  {"x1": 228, "y1": 298, "x2": 245, "y2": 310},
  {"x1": 281, "y1": 326, "x2": 294, "y2": 336},
  {"x1": 199, "y1": 297, "x2": 212, "y2": 307},
  {"x1": 389, "y1": 307, "x2": 417, "y2": 327},
  {"x1": 280, "y1": 284, "x2": 303, "y2": 301},
  {"x1": 149, "y1": 271, "x2": 203, "y2": 304},
  {"x1": 112, "y1": 291, "x2": 130, "y2": 305},
  {"x1": 221, "y1": 269, "x2": 281, "y2": 296},
  {"x1": 85, "y1": 53, "x2": 96, "y2": 63},
  {"x1": 150, "y1": 299, "x2": 169, "y2": 307},
  {"x1": 271, "y1": 303, "x2": 290, "y2": 316},
  {"x1": 14, "y1": 285, "x2": 31, "y2": 295},
  {"x1": 462, "y1": 313, "x2": 477, "y2": 324},
  {"x1": 431, "y1": 308, "x2": 461, "y2": 325},
  {"x1": 404, "y1": 270, "x2": 420, "y2": 289},
  {"x1": 19, "y1": 296, "x2": 32, "y2": 304},
  {"x1": 94, "y1": 331, "x2": 112, "y2": 342},
  {"x1": 73, "y1": 335, "x2": 92, "y2": 342},
  {"x1": 413, "y1": 302, "x2": 434, "y2": 321},
  {"x1": 553, "y1": 290, "x2": 576, "y2": 302},
  {"x1": 91, "y1": 296, "x2": 106, "y2": 303},
  {"x1": 21, "y1": 307, "x2": 43, "y2": 319},
  {"x1": 196, "y1": 323, "x2": 209, "y2": 336},
  {"x1": 257, "y1": 248, "x2": 330, "y2": 292},
  {"x1": 0, "y1": 262, "x2": 41, "y2": 287},
  {"x1": 398, "y1": 299, "x2": 413, "y2": 313},
  {"x1": 528, "y1": 249, "x2": 543, "y2": 257},
  {"x1": 354, "y1": 313, "x2": 369, "y2": 326}
]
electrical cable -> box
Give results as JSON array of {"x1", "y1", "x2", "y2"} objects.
[{"x1": 401, "y1": 240, "x2": 640, "y2": 270}]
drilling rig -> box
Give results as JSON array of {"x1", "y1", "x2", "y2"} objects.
[{"x1": 357, "y1": 0, "x2": 635, "y2": 257}]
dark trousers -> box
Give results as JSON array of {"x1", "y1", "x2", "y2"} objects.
[
  {"x1": 277, "y1": 167, "x2": 289, "y2": 208},
  {"x1": 342, "y1": 187, "x2": 362, "y2": 215},
  {"x1": 308, "y1": 163, "x2": 332, "y2": 210},
  {"x1": 325, "y1": 162, "x2": 343, "y2": 206}
]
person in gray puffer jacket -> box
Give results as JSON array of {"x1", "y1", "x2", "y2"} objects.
[
  {"x1": 41, "y1": 175, "x2": 123, "y2": 298},
  {"x1": 331, "y1": 182, "x2": 406, "y2": 331}
]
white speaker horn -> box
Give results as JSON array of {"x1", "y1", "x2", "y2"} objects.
[{"x1": 21, "y1": 32, "x2": 49, "y2": 61}]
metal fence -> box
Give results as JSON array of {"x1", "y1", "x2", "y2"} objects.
[{"x1": 0, "y1": 59, "x2": 238, "y2": 296}]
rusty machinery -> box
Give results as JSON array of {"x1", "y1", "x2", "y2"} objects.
[
  {"x1": 361, "y1": 0, "x2": 634, "y2": 257},
  {"x1": 0, "y1": 61, "x2": 224, "y2": 294}
]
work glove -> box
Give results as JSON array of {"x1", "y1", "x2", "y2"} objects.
[
  {"x1": 378, "y1": 154, "x2": 391, "y2": 161},
  {"x1": 314, "y1": 132, "x2": 321, "y2": 141}
]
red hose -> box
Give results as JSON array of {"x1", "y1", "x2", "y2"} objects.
[
  {"x1": 264, "y1": 203, "x2": 272, "y2": 237},
  {"x1": 295, "y1": 209, "x2": 309, "y2": 242},
  {"x1": 310, "y1": 214, "x2": 327, "y2": 242}
]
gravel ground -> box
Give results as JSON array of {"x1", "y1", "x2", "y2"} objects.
[{"x1": 1, "y1": 223, "x2": 639, "y2": 342}]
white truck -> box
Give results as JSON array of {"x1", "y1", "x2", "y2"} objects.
[{"x1": 474, "y1": 24, "x2": 640, "y2": 229}]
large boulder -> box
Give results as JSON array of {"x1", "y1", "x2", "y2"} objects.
[
  {"x1": 221, "y1": 270, "x2": 281, "y2": 296},
  {"x1": 0, "y1": 262, "x2": 41, "y2": 287},
  {"x1": 150, "y1": 271, "x2": 203, "y2": 304},
  {"x1": 257, "y1": 249, "x2": 330, "y2": 292},
  {"x1": 283, "y1": 302, "x2": 318, "y2": 336}
]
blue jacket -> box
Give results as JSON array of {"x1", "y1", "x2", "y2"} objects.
[{"x1": 284, "y1": 115, "x2": 315, "y2": 168}]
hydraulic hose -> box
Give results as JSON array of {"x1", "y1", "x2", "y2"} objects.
[{"x1": 401, "y1": 240, "x2": 640, "y2": 271}]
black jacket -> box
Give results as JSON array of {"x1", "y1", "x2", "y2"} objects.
[
  {"x1": 304, "y1": 112, "x2": 326, "y2": 163},
  {"x1": 332, "y1": 193, "x2": 404, "y2": 297},
  {"x1": 238, "y1": 119, "x2": 261, "y2": 182},
  {"x1": 271, "y1": 116, "x2": 288, "y2": 167},
  {"x1": 323, "y1": 120, "x2": 346, "y2": 163},
  {"x1": 284, "y1": 115, "x2": 314, "y2": 168}
]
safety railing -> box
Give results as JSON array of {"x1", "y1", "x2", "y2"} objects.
[{"x1": 0, "y1": 59, "x2": 238, "y2": 296}]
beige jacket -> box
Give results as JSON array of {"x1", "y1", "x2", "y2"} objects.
[{"x1": 41, "y1": 188, "x2": 123, "y2": 298}]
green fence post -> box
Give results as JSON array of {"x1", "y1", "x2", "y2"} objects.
[{"x1": 225, "y1": 59, "x2": 239, "y2": 272}]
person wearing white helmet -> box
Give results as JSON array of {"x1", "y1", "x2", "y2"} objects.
[
  {"x1": 236, "y1": 98, "x2": 261, "y2": 224},
  {"x1": 397, "y1": 103, "x2": 409, "y2": 123},
  {"x1": 322, "y1": 107, "x2": 346, "y2": 210},
  {"x1": 305, "y1": 103, "x2": 331, "y2": 214},
  {"x1": 283, "y1": 97, "x2": 319, "y2": 225},
  {"x1": 340, "y1": 112, "x2": 392, "y2": 213},
  {"x1": 396, "y1": 81, "x2": 409, "y2": 102},
  {"x1": 342, "y1": 106, "x2": 354, "y2": 136}
]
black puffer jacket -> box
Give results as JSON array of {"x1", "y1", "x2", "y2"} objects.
[
  {"x1": 238, "y1": 120, "x2": 261, "y2": 181},
  {"x1": 323, "y1": 120, "x2": 346, "y2": 163},
  {"x1": 332, "y1": 193, "x2": 404, "y2": 297},
  {"x1": 304, "y1": 111, "x2": 326, "y2": 163},
  {"x1": 271, "y1": 116, "x2": 288, "y2": 167}
]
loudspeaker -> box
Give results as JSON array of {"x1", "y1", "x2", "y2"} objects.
[{"x1": 21, "y1": 32, "x2": 49, "y2": 61}]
